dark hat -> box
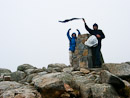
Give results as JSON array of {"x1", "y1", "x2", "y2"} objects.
[{"x1": 93, "y1": 23, "x2": 98, "y2": 27}]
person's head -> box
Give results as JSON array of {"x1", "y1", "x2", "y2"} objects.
[
  {"x1": 93, "y1": 23, "x2": 98, "y2": 30},
  {"x1": 72, "y1": 33, "x2": 76, "y2": 38}
]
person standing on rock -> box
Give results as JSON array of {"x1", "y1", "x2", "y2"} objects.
[
  {"x1": 82, "y1": 18, "x2": 105, "y2": 68},
  {"x1": 67, "y1": 28, "x2": 81, "y2": 67}
]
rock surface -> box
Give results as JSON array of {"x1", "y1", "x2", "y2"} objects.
[
  {"x1": 47, "y1": 63, "x2": 67, "y2": 73},
  {"x1": 0, "y1": 68, "x2": 11, "y2": 75},
  {"x1": 11, "y1": 71, "x2": 26, "y2": 82},
  {"x1": 17, "y1": 64, "x2": 36, "y2": 71},
  {"x1": 0, "y1": 81, "x2": 41, "y2": 98},
  {"x1": 103, "y1": 63, "x2": 130, "y2": 78},
  {"x1": 1, "y1": 62, "x2": 130, "y2": 98},
  {"x1": 100, "y1": 70, "x2": 125, "y2": 89},
  {"x1": 32, "y1": 72, "x2": 73, "y2": 98}
]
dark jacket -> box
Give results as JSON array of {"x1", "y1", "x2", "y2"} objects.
[
  {"x1": 84, "y1": 23, "x2": 105, "y2": 46},
  {"x1": 67, "y1": 29, "x2": 81, "y2": 52}
]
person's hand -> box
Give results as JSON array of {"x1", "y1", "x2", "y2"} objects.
[
  {"x1": 96, "y1": 34, "x2": 101, "y2": 38},
  {"x1": 82, "y1": 18, "x2": 86, "y2": 23},
  {"x1": 68, "y1": 28, "x2": 71, "y2": 31},
  {"x1": 76, "y1": 29, "x2": 79, "y2": 31}
]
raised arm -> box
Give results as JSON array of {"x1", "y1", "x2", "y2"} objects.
[
  {"x1": 67, "y1": 28, "x2": 71, "y2": 41},
  {"x1": 76, "y1": 29, "x2": 81, "y2": 35},
  {"x1": 82, "y1": 18, "x2": 93, "y2": 34}
]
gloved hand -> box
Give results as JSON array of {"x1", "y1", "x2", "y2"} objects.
[
  {"x1": 68, "y1": 28, "x2": 71, "y2": 31},
  {"x1": 76, "y1": 29, "x2": 79, "y2": 31},
  {"x1": 82, "y1": 18, "x2": 86, "y2": 23}
]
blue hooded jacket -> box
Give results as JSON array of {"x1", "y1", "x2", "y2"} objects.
[{"x1": 67, "y1": 29, "x2": 81, "y2": 52}]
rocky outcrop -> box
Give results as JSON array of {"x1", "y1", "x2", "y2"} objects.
[
  {"x1": 32, "y1": 72, "x2": 73, "y2": 98},
  {"x1": 17, "y1": 64, "x2": 36, "y2": 71},
  {"x1": 1, "y1": 62, "x2": 130, "y2": 98},
  {"x1": 100, "y1": 70, "x2": 125, "y2": 89},
  {"x1": 0, "y1": 68, "x2": 11, "y2": 75},
  {"x1": 47, "y1": 63, "x2": 67, "y2": 73},
  {"x1": 0, "y1": 81, "x2": 41, "y2": 98},
  {"x1": 11, "y1": 71, "x2": 26, "y2": 82},
  {"x1": 103, "y1": 63, "x2": 130, "y2": 79}
]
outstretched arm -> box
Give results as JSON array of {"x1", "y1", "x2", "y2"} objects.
[
  {"x1": 67, "y1": 28, "x2": 71, "y2": 41},
  {"x1": 82, "y1": 18, "x2": 93, "y2": 34},
  {"x1": 76, "y1": 29, "x2": 81, "y2": 35}
]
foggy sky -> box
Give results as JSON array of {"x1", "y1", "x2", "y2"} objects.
[{"x1": 0, "y1": 0, "x2": 130, "y2": 71}]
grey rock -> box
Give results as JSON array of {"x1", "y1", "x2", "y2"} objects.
[
  {"x1": 77, "y1": 43, "x2": 84, "y2": 50},
  {"x1": 42, "y1": 67, "x2": 47, "y2": 71},
  {"x1": 11, "y1": 71, "x2": 26, "y2": 82},
  {"x1": 0, "y1": 68, "x2": 11, "y2": 76},
  {"x1": 46, "y1": 67, "x2": 57, "y2": 73},
  {"x1": 48, "y1": 63, "x2": 67, "y2": 68},
  {"x1": 91, "y1": 83, "x2": 120, "y2": 98},
  {"x1": 32, "y1": 72, "x2": 73, "y2": 98},
  {"x1": 103, "y1": 63, "x2": 130, "y2": 78},
  {"x1": 80, "y1": 83, "x2": 94, "y2": 98},
  {"x1": 0, "y1": 81, "x2": 22, "y2": 91},
  {"x1": 72, "y1": 75, "x2": 94, "y2": 90},
  {"x1": 0, "y1": 76, "x2": 3, "y2": 81},
  {"x1": 126, "y1": 61, "x2": 130, "y2": 65},
  {"x1": 62, "y1": 67, "x2": 74, "y2": 73},
  {"x1": 25, "y1": 68, "x2": 44, "y2": 75},
  {"x1": 47, "y1": 63, "x2": 67, "y2": 72},
  {"x1": 100, "y1": 70, "x2": 125, "y2": 89},
  {"x1": 0, "y1": 81, "x2": 41, "y2": 98},
  {"x1": 17, "y1": 64, "x2": 36, "y2": 71},
  {"x1": 71, "y1": 71, "x2": 84, "y2": 76},
  {"x1": 80, "y1": 83, "x2": 120, "y2": 98},
  {"x1": 23, "y1": 73, "x2": 38, "y2": 83},
  {"x1": 38, "y1": 71, "x2": 47, "y2": 75}
]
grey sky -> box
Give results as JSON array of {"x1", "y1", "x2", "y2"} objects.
[{"x1": 0, "y1": 0, "x2": 130, "y2": 71}]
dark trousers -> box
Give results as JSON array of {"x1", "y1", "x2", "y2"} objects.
[{"x1": 92, "y1": 45, "x2": 101, "y2": 68}]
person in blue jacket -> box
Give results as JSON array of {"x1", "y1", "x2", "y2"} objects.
[
  {"x1": 67, "y1": 28, "x2": 81, "y2": 66},
  {"x1": 82, "y1": 18, "x2": 105, "y2": 68}
]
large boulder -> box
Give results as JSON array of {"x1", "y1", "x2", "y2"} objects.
[
  {"x1": 100, "y1": 70, "x2": 125, "y2": 89},
  {"x1": 22, "y1": 73, "x2": 38, "y2": 83},
  {"x1": 72, "y1": 75, "x2": 94, "y2": 89},
  {"x1": 23, "y1": 71, "x2": 47, "y2": 83},
  {"x1": 11, "y1": 71, "x2": 26, "y2": 82},
  {"x1": 0, "y1": 81, "x2": 22, "y2": 91},
  {"x1": 25, "y1": 68, "x2": 44, "y2": 75},
  {"x1": 80, "y1": 83, "x2": 120, "y2": 98},
  {"x1": 80, "y1": 83, "x2": 94, "y2": 98},
  {"x1": 126, "y1": 61, "x2": 130, "y2": 65},
  {"x1": 32, "y1": 72, "x2": 73, "y2": 98},
  {"x1": 47, "y1": 63, "x2": 67, "y2": 72},
  {"x1": 0, "y1": 81, "x2": 41, "y2": 98},
  {"x1": 119, "y1": 80, "x2": 130, "y2": 97},
  {"x1": 103, "y1": 63, "x2": 130, "y2": 79},
  {"x1": 17, "y1": 64, "x2": 36, "y2": 71},
  {"x1": 62, "y1": 67, "x2": 74, "y2": 73},
  {"x1": 91, "y1": 83, "x2": 120, "y2": 98},
  {"x1": 0, "y1": 68, "x2": 11, "y2": 76}
]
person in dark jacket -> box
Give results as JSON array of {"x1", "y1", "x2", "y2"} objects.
[
  {"x1": 67, "y1": 28, "x2": 81, "y2": 66},
  {"x1": 82, "y1": 18, "x2": 105, "y2": 68}
]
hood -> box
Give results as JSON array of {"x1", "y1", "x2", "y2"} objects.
[{"x1": 71, "y1": 33, "x2": 77, "y2": 38}]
